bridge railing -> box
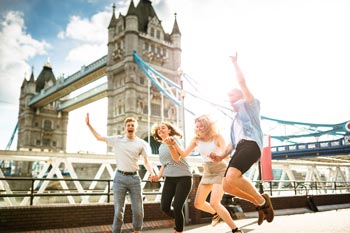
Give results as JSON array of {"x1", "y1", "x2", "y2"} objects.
[
  {"x1": 271, "y1": 137, "x2": 350, "y2": 159},
  {"x1": 260, "y1": 180, "x2": 350, "y2": 196},
  {"x1": 0, "y1": 176, "x2": 349, "y2": 207},
  {"x1": 28, "y1": 55, "x2": 108, "y2": 106},
  {"x1": 0, "y1": 150, "x2": 349, "y2": 206}
]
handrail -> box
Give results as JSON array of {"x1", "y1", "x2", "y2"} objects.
[
  {"x1": 0, "y1": 177, "x2": 348, "y2": 206},
  {"x1": 0, "y1": 177, "x2": 164, "y2": 206},
  {"x1": 0, "y1": 177, "x2": 112, "y2": 205}
]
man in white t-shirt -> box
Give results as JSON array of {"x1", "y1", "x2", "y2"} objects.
[{"x1": 86, "y1": 113, "x2": 155, "y2": 233}]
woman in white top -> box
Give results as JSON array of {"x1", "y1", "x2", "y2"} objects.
[{"x1": 168, "y1": 115, "x2": 239, "y2": 232}]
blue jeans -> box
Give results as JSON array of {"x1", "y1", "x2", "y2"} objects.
[{"x1": 112, "y1": 172, "x2": 143, "y2": 233}]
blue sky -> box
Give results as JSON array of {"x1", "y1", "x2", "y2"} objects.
[{"x1": 1, "y1": 0, "x2": 349, "y2": 152}]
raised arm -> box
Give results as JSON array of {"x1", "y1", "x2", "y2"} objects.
[
  {"x1": 85, "y1": 113, "x2": 106, "y2": 142},
  {"x1": 230, "y1": 53, "x2": 254, "y2": 103}
]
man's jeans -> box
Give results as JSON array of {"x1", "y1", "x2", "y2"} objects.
[{"x1": 112, "y1": 172, "x2": 143, "y2": 233}]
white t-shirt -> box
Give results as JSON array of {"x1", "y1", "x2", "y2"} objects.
[{"x1": 106, "y1": 135, "x2": 151, "y2": 172}]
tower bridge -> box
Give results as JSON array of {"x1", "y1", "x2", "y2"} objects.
[
  {"x1": 1, "y1": 0, "x2": 349, "y2": 206},
  {"x1": 28, "y1": 55, "x2": 108, "y2": 110},
  {"x1": 1, "y1": 1, "x2": 350, "y2": 231}
]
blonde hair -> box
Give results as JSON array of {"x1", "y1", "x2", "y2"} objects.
[
  {"x1": 124, "y1": 117, "x2": 138, "y2": 128},
  {"x1": 194, "y1": 115, "x2": 218, "y2": 140}
]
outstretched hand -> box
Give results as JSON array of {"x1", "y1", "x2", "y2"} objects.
[
  {"x1": 229, "y1": 52, "x2": 238, "y2": 64},
  {"x1": 85, "y1": 113, "x2": 90, "y2": 126}
]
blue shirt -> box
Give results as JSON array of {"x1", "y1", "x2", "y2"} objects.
[{"x1": 230, "y1": 98, "x2": 263, "y2": 151}]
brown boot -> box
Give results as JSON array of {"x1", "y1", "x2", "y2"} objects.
[
  {"x1": 261, "y1": 193, "x2": 274, "y2": 223},
  {"x1": 256, "y1": 206, "x2": 265, "y2": 225}
]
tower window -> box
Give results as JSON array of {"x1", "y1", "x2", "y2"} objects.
[
  {"x1": 140, "y1": 77, "x2": 145, "y2": 85},
  {"x1": 118, "y1": 25, "x2": 123, "y2": 34},
  {"x1": 43, "y1": 139, "x2": 50, "y2": 146},
  {"x1": 156, "y1": 30, "x2": 161, "y2": 39},
  {"x1": 150, "y1": 28, "x2": 155, "y2": 37},
  {"x1": 43, "y1": 120, "x2": 52, "y2": 130},
  {"x1": 151, "y1": 103, "x2": 161, "y2": 116}
]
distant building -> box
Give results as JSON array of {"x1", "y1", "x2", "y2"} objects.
[
  {"x1": 18, "y1": 62, "x2": 68, "y2": 153},
  {"x1": 104, "y1": 0, "x2": 182, "y2": 153},
  {"x1": 17, "y1": 0, "x2": 183, "y2": 154}
]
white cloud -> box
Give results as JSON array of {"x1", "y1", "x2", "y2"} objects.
[
  {"x1": 58, "y1": 11, "x2": 111, "y2": 65},
  {"x1": 0, "y1": 11, "x2": 50, "y2": 149},
  {"x1": 59, "y1": 12, "x2": 109, "y2": 43},
  {"x1": 0, "y1": 10, "x2": 51, "y2": 102},
  {"x1": 66, "y1": 43, "x2": 107, "y2": 64}
]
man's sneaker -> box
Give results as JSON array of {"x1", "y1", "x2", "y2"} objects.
[
  {"x1": 261, "y1": 193, "x2": 274, "y2": 223},
  {"x1": 211, "y1": 213, "x2": 220, "y2": 226}
]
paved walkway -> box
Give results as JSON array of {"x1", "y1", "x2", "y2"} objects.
[
  {"x1": 24, "y1": 206, "x2": 350, "y2": 233},
  {"x1": 144, "y1": 207, "x2": 350, "y2": 233}
]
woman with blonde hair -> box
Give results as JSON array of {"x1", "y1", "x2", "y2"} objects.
[{"x1": 166, "y1": 115, "x2": 241, "y2": 233}]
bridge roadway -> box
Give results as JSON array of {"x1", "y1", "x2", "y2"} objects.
[{"x1": 23, "y1": 205, "x2": 350, "y2": 233}]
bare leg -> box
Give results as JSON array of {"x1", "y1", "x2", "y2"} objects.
[
  {"x1": 223, "y1": 167, "x2": 264, "y2": 206},
  {"x1": 210, "y1": 183, "x2": 237, "y2": 229},
  {"x1": 194, "y1": 184, "x2": 215, "y2": 214}
]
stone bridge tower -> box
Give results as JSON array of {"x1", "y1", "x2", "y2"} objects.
[
  {"x1": 17, "y1": 63, "x2": 68, "y2": 154},
  {"x1": 106, "y1": 0, "x2": 182, "y2": 152}
]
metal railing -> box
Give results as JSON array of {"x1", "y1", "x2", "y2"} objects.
[
  {"x1": 259, "y1": 180, "x2": 350, "y2": 196},
  {"x1": 1, "y1": 151, "x2": 349, "y2": 207},
  {"x1": 0, "y1": 176, "x2": 349, "y2": 207},
  {"x1": 0, "y1": 177, "x2": 165, "y2": 206},
  {"x1": 0, "y1": 177, "x2": 112, "y2": 206}
]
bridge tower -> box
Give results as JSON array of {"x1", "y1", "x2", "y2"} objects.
[
  {"x1": 18, "y1": 62, "x2": 68, "y2": 154},
  {"x1": 106, "y1": 0, "x2": 182, "y2": 150}
]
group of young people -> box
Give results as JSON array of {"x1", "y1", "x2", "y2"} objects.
[{"x1": 85, "y1": 53, "x2": 274, "y2": 233}]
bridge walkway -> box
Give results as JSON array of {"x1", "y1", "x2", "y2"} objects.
[{"x1": 23, "y1": 205, "x2": 350, "y2": 233}]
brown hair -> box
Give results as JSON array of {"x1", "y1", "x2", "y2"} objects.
[{"x1": 151, "y1": 121, "x2": 183, "y2": 142}]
